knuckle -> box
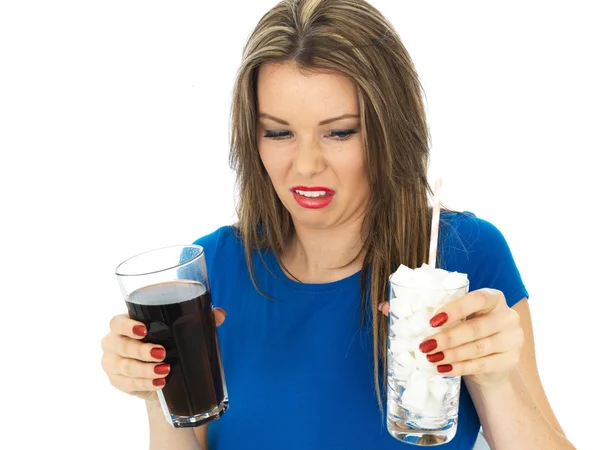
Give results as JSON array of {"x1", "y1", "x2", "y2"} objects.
[
  {"x1": 514, "y1": 327, "x2": 525, "y2": 346},
  {"x1": 443, "y1": 332, "x2": 455, "y2": 349},
  {"x1": 120, "y1": 336, "x2": 140, "y2": 359},
  {"x1": 140, "y1": 344, "x2": 153, "y2": 361},
  {"x1": 474, "y1": 290, "x2": 488, "y2": 306},
  {"x1": 100, "y1": 354, "x2": 111, "y2": 373},
  {"x1": 100, "y1": 334, "x2": 110, "y2": 352},
  {"x1": 477, "y1": 289, "x2": 489, "y2": 300},
  {"x1": 116, "y1": 336, "x2": 127, "y2": 356},
  {"x1": 504, "y1": 309, "x2": 515, "y2": 324},
  {"x1": 137, "y1": 377, "x2": 151, "y2": 391},
  {"x1": 470, "y1": 320, "x2": 483, "y2": 339},
  {"x1": 119, "y1": 357, "x2": 133, "y2": 377},
  {"x1": 475, "y1": 359, "x2": 487, "y2": 373},
  {"x1": 474, "y1": 338, "x2": 488, "y2": 357},
  {"x1": 518, "y1": 328, "x2": 525, "y2": 344},
  {"x1": 443, "y1": 348, "x2": 456, "y2": 363},
  {"x1": 510, "y1": 309, "x2": 521, "y2": 325},
  {"x1": 135, "y1": 343, "x2": 147, "y2": 361},
  {"x1": 109, "y1": 315, "x2": 121, "y2": 331}
]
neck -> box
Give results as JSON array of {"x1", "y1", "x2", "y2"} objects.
[{"x1": 282, "y1": 216, "x2": 365, "y2": 283}]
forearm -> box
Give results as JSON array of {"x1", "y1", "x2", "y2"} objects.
[
  {"x1": 465, "y1": 370, "x2": 574, "y2": 450},
  {"x1": 146, "y1": 399, "x2": 203, "y2": 450}
]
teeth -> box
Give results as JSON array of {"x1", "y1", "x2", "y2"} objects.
[{"x1": 295, "y1": 190, "x2": 327, "y2": 198}]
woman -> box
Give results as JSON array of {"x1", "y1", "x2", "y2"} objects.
[{"x1": 100, "y1": 0, "x2": 575, "y2": 448}]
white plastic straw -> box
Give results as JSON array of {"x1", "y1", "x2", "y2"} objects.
[{"x1": 428, "y1": 177, "x2": 443, "y2": 267}]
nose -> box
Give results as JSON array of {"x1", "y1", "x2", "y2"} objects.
[{"x1": 293, "y1": 138, "x2": 326, "y2": 178}]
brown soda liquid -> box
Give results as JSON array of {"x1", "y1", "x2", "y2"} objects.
[{"x1": 126, "y1": 280, "x2": 225, "y2": 418}]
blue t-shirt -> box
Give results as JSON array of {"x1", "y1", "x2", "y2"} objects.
[{"x1": 193, "y1": 212, "x2": 528, "y2": 450}]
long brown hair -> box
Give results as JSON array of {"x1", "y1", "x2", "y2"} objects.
[{"x1": 229, "y1": 0, "x2": 433, "y2": 409}]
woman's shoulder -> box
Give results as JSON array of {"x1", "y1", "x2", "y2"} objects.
[
  {"x1": 192, "y1": 224, "x2": 241, "y2": 249},
  {"x1": 439, "y1": 210, "x2": 528, "y2": 307},
  {"x1": 439, "y1": 210, "x2": 507, "y2": 253},
  {"x1": 192, "y1": 224, "x2": 245, "y2": 269}
]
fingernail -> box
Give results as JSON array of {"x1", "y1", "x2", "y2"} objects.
[
  {"x1": 437, "y1": 364, "x2": 453, "y2": 373},
  {"x1": 427, "y1": 352, "x2": 445, "y2": 363},
  {"x1": 154, "y1": 364, "x2": 170, "y2": 375},
  {"x1": 430, "y1": 312, "x2": 448, "y2": 328},
  {"x1": 378, "y1": 302, "x2": 385, "y2": 311},
  {"x1": 152, "y1": 378, "x2": 166, "y2": 387},
  {"x1": 419, "y1": 339, "x2": 437, "y2": 353},
  {"x1": 132, "y1": 325, "x2": 147, "y2": 337},
  {"x1": 150, "y1": 347, "x2": 166, "y2": 360}
]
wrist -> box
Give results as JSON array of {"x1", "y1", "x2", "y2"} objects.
[
  {"x1": 145, "y1": 394, "x2": 163, "y2": 412},
  {"x1": 465, "y1": 369, "x2": 515, "y2": 392}
]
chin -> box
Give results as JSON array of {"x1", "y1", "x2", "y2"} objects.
[{"x1": 290, "y1": 212, "x2": 337, "y2": 230}]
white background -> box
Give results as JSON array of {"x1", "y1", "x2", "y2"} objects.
[{"x1": 1, "y1": 1, "x2": 597, "y2": 449}]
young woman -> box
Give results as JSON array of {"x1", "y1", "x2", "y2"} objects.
[{"x1": 100, "y1": 1, "x2": 575, "y2": 448}]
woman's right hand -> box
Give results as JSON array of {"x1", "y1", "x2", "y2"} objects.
[{"x1": 100, "y1": 309, "x2": 227, "y2": 402}]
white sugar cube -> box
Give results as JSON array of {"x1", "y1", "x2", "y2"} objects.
[
  {"x1": 396, "y1": 350, "x2": 417, "y2": 372},
  {"x1": 391, "y1": 264, "x2": 468, "y2": 295},
  {"x1": 389, "y1": 335, "x2": 410, "y2": 354},
  {"x1": 390, "y1": 264, "x2": 414, "y2": 286},
  {"x1": 391, "y1": 316, "x2": 411, "y2": 338},
  {"x1": 408, "y1": 291, "x2": 427, "y2": 313},
  {"x1": 429, "y1": 376, "x2": 449, "y2": 401},
  {"x1": 444, "y1": 287, "x2": 467, "y2": 305},
  {"x1": 390, "y1": 296, "x2": 412, "y2": 318},
  {"x1": 415, "y1": 350, "x2": 436, "y2": 374},
  {"x1": 433, "y1": 268, "x2": 449, "y2": 280},
  {"x1": 407, "y1": 309, "x2": 431, "y2": 336},
  {"x1": 388, "y1": 359, "x2": 410, "y2": 384},
  {"x1": 411, "y1": 270, "x2": 435, "y2": 289},
  {"x1": 408, "y1": 336, "x2": 423, "y2": 352},
  {"x1": 441, "y1": 271, "x2": 469, "y2": 293},
  {"x1": 402, "y1": 371, "x2": 429, "y2": 411},
  {"x1": 422, "y1": 290, "x2": 449, "y2": 309},
  {"x1": 422, "y1": 394, "x2": 444, "y2": 417}
]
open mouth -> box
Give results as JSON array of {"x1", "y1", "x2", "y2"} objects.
[
  {"x1": 290, "y1": 186, "x2": 336, "y2": 209},
  {"x1": 293, "y1": 189, "x2": 331, "y2": 198}
]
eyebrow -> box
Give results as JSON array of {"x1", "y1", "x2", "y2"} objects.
[{"x1": 258, "y1": 113, "x2": 360, "y2": 126}]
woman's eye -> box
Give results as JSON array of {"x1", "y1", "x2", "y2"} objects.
[
  {"x1": 327, "y1": 129, "x2": 358, "y2": 140},
  {"x1": 264, "y1": 130, "x2": 291, "y2": 140},
  {"x1": 263, "y1": 129, "x2": 358, "y2": 141}
]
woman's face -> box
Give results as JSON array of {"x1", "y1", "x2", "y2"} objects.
[{"x1": 256, "y1": 61, "x2": 370, "y2": 231}]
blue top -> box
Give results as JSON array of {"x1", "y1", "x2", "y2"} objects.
[{"x1": 193, "y1": 212, "x2": 528, "y2": 450}]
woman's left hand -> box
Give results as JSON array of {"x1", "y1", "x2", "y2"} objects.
[{"x1": 380, "y1": 288, "x2": 525, "y2": 387}]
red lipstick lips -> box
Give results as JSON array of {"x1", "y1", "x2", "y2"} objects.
[{"x1": 290, "y1": 186, "x2": 335, "y2": 209}]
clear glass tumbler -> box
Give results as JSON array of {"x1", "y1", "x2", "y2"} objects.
[
  {"x1": 386, "y1": 277, "x2": 469, "y2": 445},
  {"x1": 116, "y1": 244, "x2": 228, "y2": 428}
]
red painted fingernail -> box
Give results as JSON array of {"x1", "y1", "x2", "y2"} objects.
[
  {"x1": 437, "y1": 364, "x2": 453, "y2": 373},
  {"x1": 154, "y1": 364, "x2": 170, "y2": 375},
  {"x1": 427, "y1": 352, "x2": 445, "y2": 363},
  {"x1": 132, "y1": 325, "x2": 147, "y2": 337},
  {"x1": 150, "y1": 348, "x2": 166, "y2": 360},
  {"x1": 419, "y1": 339, "x2": 438, "y2": 353},
  {"x1": 430, "y1": 312, "x2": 448, "y2": 328},
  {"x1": 152, "y1": 378, "x2": 166, "y2": 387}
]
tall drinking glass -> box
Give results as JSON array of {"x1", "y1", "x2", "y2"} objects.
[
  {"x1": 116, "y1": 244, "x2": 228, "y2": 428},
  {"x1": 386, "y1": 275, "x2": 469, "y2": 445}
]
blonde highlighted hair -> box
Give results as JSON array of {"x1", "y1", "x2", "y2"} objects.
[{"x1": 229, "y1": 0, "x2": 433, "y2": 409}]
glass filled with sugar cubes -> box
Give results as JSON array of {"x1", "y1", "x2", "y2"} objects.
[{"x1": 386, "y1": 263, "x2": 469, "y2": 446}]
